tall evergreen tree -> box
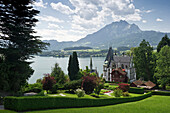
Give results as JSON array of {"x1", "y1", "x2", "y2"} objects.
[
  {"x1": 0, "y1": 0, "x2": 47, "y2": 92},
  {"x1": 51, "y1": 63, "x2": 66, "y2": 85},
  {"x1": 157, "y1": 34, "x2": 170, "y2": 52},
  {"x1": 72, "y1": 52, "x2": 79, "y2": 74},
  {"x1": 68, "y1": 52, "x2": 80, "y2": 81},
  {"x1": 133, "y1": 39, "x2": 155, "y2": 81}
]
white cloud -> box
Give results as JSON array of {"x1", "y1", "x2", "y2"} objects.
[
  {"x1": 48, "y1": 23, "x2": 60, "y2": 29},
  {"x1": 142, "y1": 20, "x2": 147, "y2": 23},
  {"x1": 35, "y1": 28, "x2": 82, "y2": 41},
  {"x1": 145, "y1": 10, "x2": 153, "y2": 13},
  {"x1": 37, "y1": 15, "x2": 64, "y2": 23},
  {"x1": 50, "y1": 2, "x2": 74, "y2": 15},
  {"x1": 34, "y1": 0, "x2": 47, "y2": 8},
  {"x1": 156, "y1": 18, "x2": 163, "y2": 22}
]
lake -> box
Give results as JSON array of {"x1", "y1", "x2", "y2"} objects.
[{"x1": 28, "y1": 56, "x2": 105, "y2": 84}]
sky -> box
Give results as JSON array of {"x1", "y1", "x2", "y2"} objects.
[{"x1": 33, "y1": 0, "x2": 170, "y2": 42}]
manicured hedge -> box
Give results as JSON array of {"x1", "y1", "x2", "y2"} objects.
[
  {"x1": 4, "y1": 92, "x2": 152, "y2": 112},
  {"x1": 151, "y1": 91, "x2": 170, "y2": 96},
  {"x1": 128, "y1": 87, "x2": 144, "y2": 94}
]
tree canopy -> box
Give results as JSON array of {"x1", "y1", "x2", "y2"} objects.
[
  {"x1": 154, "y1": 45, "x2": 170, "y2": 89},
  {"x1": 133, "y1": 39, "x2": 155, "y2": 81},
  {"x1": 51, "y1": 63, "x2": 66, "y2": 85},
  {"x1": 0, "y1": 0, "x2": 47, "y2": 92},
  {"x1": 157, "y1": 34, "x2": 170, "y2": 52}
]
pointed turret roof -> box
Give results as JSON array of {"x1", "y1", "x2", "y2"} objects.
[{"x1": 105, "y1": 47, "x2": 114, "y2": 67}]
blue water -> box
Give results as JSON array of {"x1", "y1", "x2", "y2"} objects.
[{"x1": 28, "y1": 56, "x2": 105, "y2": 84}]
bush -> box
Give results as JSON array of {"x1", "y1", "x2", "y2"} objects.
[
  {"x1": 64, "y1": 79, "x2": 82, "y2": 90},
  {"x1": 74, "y1": 89, "x2": 85, "y2": 97},
  {"x1": 94, "y1": 82, "x2": 104, "y2": 95},
  {"x1": 42, "y1": 74, "x2": 56, "y2": 93},
  {"x1": 122, "y1": 92, "x2": 130, "y2": 97},
  {"x1": 118, "y1": 83, "x2": 130, "y2": 92},
  {"x1": 82, "y1": 76, "x2": 97, "y2": 94},
  {"x1": 35, "y1": 90, "x2": 45, "y2": 96},
  {"x1": 23, "y1": 83, "x2": 42, "y2": 93},
  {"x1": 51, "y1": 84, "x2": 58, "y2": 94},
  {"x1": 128, "y1": 87, "x2": 144, "y2": 94},
  {"x1": 4, "y1": 93, "x2": 152, "y2": 112},
  {"x1": 113, "y1": 89, "x2": 123, "y2": 97}
]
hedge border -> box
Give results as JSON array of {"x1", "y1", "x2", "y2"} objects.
[
  {"x1": 4, "y1": 92, "x2": 152, "y2": 112},
  {"x1": 128, "y1": 87, "x2": 144, "y2": 94},
  {"x1": 151, "y1": 91, "x2": 170, "y2": 96}
]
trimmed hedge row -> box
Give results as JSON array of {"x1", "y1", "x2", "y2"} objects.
[
  {"x1": 128, "y1": 87, "x2": 144, "y2": 94},
  {"x1": 4, "y1": 92, "x2": 152, "y2": 112},
  {"x1": 151, "y1": 91, "x2": 170, "y2": 96}
]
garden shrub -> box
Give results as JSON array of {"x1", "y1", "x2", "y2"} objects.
[
  {"x1": 128, "y1": 87, "x2": 144, "y2": 94},
  {"x1": 4, "y1": 92, "x2": 152, "y2": 112},
  {"x1": 82, "y1": 76, "x2": 97, "y2": 94},
  {"x1": 104, "y1": 83, "x2": 109, "y2": 88},
  {"x1": 64, "y1": 79, "x2": 82, "y2": 90},
  {"x1": 42, "y1": 74, "x2": 56, "y2": 93},
  {"x1": 74, "y1": 89, "x2": 85, "y2": 97},
  {"x1": 122, "y1": 92, "x2": 130, "y2": 97},
  {"x1": 118, "y1": 83, "x2": 130, "y2": 92},
  {"x1": 23, "y1": 83, "x2": 42, "y2": 93},
  {"x1": 113, "y1": 89, "x2": 123, "y2": 97},
  {"x1": 35, "y1": 90, "x2": 45, "y2": 96}
]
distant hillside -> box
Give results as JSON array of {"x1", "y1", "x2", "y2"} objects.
[
  {"x1": 63, "y1": 46, "x2": 93, "y2": 51},
  {"x1": 44, "y1": 20, "x2": 170, "y2": 50}
]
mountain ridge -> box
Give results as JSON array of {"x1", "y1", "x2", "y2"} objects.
[{"x1": 44, "y1": 20, "x2": 170, "y2": 50}]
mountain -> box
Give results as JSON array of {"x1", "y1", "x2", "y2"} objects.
[{"x1": 44, "y1": 20, "x2": 170, "y2": 50}]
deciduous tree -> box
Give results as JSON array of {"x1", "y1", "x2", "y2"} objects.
[
  {"x1": 133, "y1": 40, "x2": 155, "y2": 81},
  {"x1": 154, "y1": 45, "x2": 170, "y2": 90}
]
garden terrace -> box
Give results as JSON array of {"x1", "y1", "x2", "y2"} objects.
[{"x1": 4, "y1": 92, "x2": 151, "y2": 112}]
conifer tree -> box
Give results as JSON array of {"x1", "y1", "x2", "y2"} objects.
[
  {"x1": 51, "y1": 63, "x2": 66, "y2": 85},
  {"x1": 68, "y1": 52, "x2": 80, "y2": 81},
  {"x1": 157, "y1": 34, "x2": 170, "y2": 52},
  {"x1": 0, "y1": 0, "x2": 47, "y2": 92}
]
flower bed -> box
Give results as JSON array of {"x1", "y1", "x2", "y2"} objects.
[{"x1": 4, "y1": 92, "x2": 152, "y2": 112}]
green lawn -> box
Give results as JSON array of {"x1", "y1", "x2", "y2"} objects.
[{"x1": 25, "y1": 96, "x2": 170, "y2": 113}]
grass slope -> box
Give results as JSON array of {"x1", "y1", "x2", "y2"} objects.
[{"x1": 26, "y1": 96, "x2": 170, "y2": 113}]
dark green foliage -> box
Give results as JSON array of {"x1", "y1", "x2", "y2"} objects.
[
  {"x1": 151, "y1": 91, "x2": 170, "y2": 96},
  {"x1": 154, "y1": 45, "x2": 170, "y2": 90},
  {"x1": 157, "y1": 34, "x2": 170, "y2": 52},
  {"x1": 94, "y1": 78, "x2": 104, "y2": 95},
  {"x1": 64, "y1": 79, "x2": 82, "y2": 90},
  {"x1": 51, "y1": 63, "x2": 66, "y2": 85},
  {"x1": 4, "y1": 93, "x2": 152, "y2": 112},
  {"x1": 128, "y1": 87, "x2": 144, "y2": 94},
  {"x1": 133, "y1": 40, "x2": 155, "y2": 81},
  {"x1": 0, "y1": 0, "x2": 48, "y2": 92},
  {"x1": 68, "y1": 52, "x2": 80, "y2": 81},
  {"x1": 23, "y1": 83, "x2": 42, "y2": 93}
]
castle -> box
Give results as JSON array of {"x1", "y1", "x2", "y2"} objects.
[{"x1": 103, "y1": 47, "x2": 136, "y2": 82}]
